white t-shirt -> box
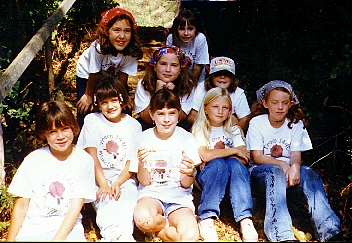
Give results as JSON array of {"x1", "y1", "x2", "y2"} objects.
[
  {"x1": 133, "y1": 126, "x2": 201, "y2": 204},
  {"x1": 134, "y1": 79, "x2": 195, "y2": 115},
  {"x1": 194, "y1": 126, "x2": 245, "y2": 149},
  {"x1": 246, "y1": 114, "x2": 313, "y2": 168},
  {"x1": 77, "y1": 113, "x2": 142, "y2": 179},
  {"x1": 76, "y1": 40, "x2": 138, "y2": 79},
  {"x1": 191, "y1": 82, "x2": 251, "y2": 119},
  {"x1": 7, "y1": 146, "x2": 96, "y2": 238},
  {"x1": 166, "y1": 33, "x2": 210, "y2": 83}
]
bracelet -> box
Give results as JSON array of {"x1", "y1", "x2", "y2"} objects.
[{"x1": 187, "y1": 169, "x2": 197, "y2": 177}]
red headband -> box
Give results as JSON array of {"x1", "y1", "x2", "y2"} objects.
[{"x1": 98, "y1": 7, "x2": 137, "y2": 30}]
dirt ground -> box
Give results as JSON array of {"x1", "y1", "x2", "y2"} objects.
[{"x1": 76, "y1": 26, "x2": 321, "y2": 242}]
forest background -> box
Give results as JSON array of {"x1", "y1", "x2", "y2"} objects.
[{"x1": 0, "y1": 0, "x2": 352, "y2": 241}]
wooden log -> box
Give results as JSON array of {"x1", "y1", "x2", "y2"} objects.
[{"x1": 0, "y1": 0, "x2": 76, "y2": 103}]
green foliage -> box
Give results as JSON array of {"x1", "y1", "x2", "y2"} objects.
[{"x1": 0, "y1": 186, "x2": 15, "y2": 235}]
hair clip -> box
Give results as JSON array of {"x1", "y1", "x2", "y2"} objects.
[
  {"x1": 119, "y1": 93, "x2": 123, "y2": 102},
  {"x1": 93, "y1": 94, "x2": 97, "y2": 105}
]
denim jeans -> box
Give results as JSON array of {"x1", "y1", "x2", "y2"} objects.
[
  {"x1": 197, "y1": 157, "x2": 254, "y2": 222},
  {"x1": 250, "y1": 164, "x2": 341, "y2": 242},
  {"x1": 76, "y1": 76, "x2": 88, "y2": 129}
]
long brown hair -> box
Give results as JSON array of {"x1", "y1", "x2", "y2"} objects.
[
  {"x1": 95, "y1": 14, "x2": 143, "y2": 59},
  {"x1": 250, "y1": 87, "x2": 308, "y2": 129}
]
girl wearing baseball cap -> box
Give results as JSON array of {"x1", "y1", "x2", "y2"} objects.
[{"x1": 188, "y1": 56, "x2": 251, "y2": 133}]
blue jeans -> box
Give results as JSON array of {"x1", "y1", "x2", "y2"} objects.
[
  {"x1": 197, "y1": 157, "x2": 253, "y2": 222},
  {"x1": 250, "y1": 164, "x2": 341, "y2": 242},
  {"x1": 76, "y1": 76, "x2": 87, "y2": 129}
]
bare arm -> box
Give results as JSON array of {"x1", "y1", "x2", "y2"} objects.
[
  {"x1": 179, "y1": 151, "x2": 197, "y2": 188},
  {"x1": 192, "y1": 63, "x2": 204, "y2": 85},
  {"x1": 251, "y1": 150, "x2": 290, "y2": 172},
  {"x1": 53, "y1": 198, "x2": 85, "y2": 241},
  {"x1": 286, "y1": 151, "x2": 302, "y2": 187},
  {"x1": 138, "y1": 104, "x2": 154, "y2": 126},
  {"x1": 198, "y1": 145, "x2": 250, "y2": 164},
  {"x1": 110, "y1": 160, "x2": 134, "y2": 200},
  {"x1": 136, "y1": 147, "x2": 151, "y2": 186},
  {"x1": 77, "y1": 72, "x2": 101, "y2": 115},
  {"x1": 118, "y1": 72, "x2": 134, "y2": 110},
  {"x1": 186, "y1": 109, "x2": 198, "y2": 124},
  {"x1": 118, "y1": 71, "x2": 129, "y2": 93},
  {"x1": 237, "y1": 114, "x2": 251, "y2": 134},
  {"x1": 85, "y1": 147, "x2": 111, "y2": 201},
  {"x1": 6, "y1": 197, "x2": 30, "y2": 241}
]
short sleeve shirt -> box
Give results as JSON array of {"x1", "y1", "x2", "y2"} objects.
[
  {"x1": 7, "y1": 146, "x2": 96, "y2": 238},
  {"x1": 76, "y1": 41, "x2": 138, "y2": 79},
  {"x1": 246, "y1": 114, "x2": 313, "y2": 167}
]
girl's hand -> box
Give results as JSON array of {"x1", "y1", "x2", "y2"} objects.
[
  {"x1": 231, "y1": 114, "x2": 239, "y2": 126},
  {"x1": 165, "y1": 82, "x2": 175, "y2": 90},
  {"x1": 180, "y1": 151, "x2": 196, "y2": 176},
  {"x1": 156, "y1": 80, "x2": 167, "y2": 91},
  {"x1": 96, "y1": 184, "x2": 112, "y2": 201},
  {"x1": 230, "y1": 147, "x2": 250, "y2": 164},
  {"x1": 126, "y1": 96, "x2": 134, "y2": 110},
  {"x1": 286, "y1": 163, "x2": 300, "y2": 187},
  {"x1": 77, "y1": 94, "x2": 93, "y2": 114},
  {"x1": 137, "y1": 147, "x2": 152, "y2": 166},
  {"x1": 156, "y1": 80, "x2": 175, "y2": 91},
  {"x1": 110, "y1": 182, "x2": 122, "y2": 201}
]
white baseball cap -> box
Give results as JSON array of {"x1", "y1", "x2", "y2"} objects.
[{"x1": 209, "y1": 57, "x2": 236, "y2": 75}]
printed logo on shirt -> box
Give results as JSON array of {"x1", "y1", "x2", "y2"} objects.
[
  {"x1": 211, "y1": 135, "x2": 233, "y2": 148},
  {"x1": 42, "y1": 175, "x2": 74, "y2": 216},
  {"x1": 99, "y1": 134, "x2": 128, "y2": 169},
  {"x1": 145, "y1": 150, "x2": 183, "y2": 184}
]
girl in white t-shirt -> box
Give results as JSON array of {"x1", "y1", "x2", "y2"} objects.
[
  {"x1": 166, "y1": 8, "x2": 210, "y2": 85},
  {"x1": 133, "y1": 88, "x2": 201, "y2": 242},
  {"x1": 187, "y1": 56, "x2": 251, "y2": 133},
  {"x1": 76, "y1": 7, "x2": 143, "y2": 128},
  {"x1": 7, "y1": 101, "x2": 96, "y2": 241},
  {"x1": 246, "y1": 80, "x2": 342, "y2": 242},
  {"x1": 191, "y1": 87, "x2": 258, "y2": 242},
  {"x1": 134, "y1": 45, "x2": 195, "y2": 131},
  {"x1": 77, "y1": 77, "x2": 142, "y2": 241}
]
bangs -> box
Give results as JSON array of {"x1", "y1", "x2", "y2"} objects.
[
  {"x1": 150, "y1": 89, "x2": 181, "y2": 113},
  {"x1": 179, "y1": 18, "x2": 196, "y2": 28},
  {"x1": 96, "y1": 84, "x2": 120, "y2": 103},
  {"x1": 48, "y1": 112, "x2": 74, "y2": 130}
]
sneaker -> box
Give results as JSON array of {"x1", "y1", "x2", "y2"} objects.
[
  {"x1": 198, "y1": 218, "x2": 218, "y2": 242},
  {"x1": 240, "y1": 218, "x2": 258, "y2": 242}
]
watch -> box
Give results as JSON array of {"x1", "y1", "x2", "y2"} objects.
[{"x1": 187, "y1": 169, "x2": 197, "y2": 177}]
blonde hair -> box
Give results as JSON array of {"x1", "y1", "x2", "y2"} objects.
[{"x1": 191, "y1": 87, "x2": 244, "y2": 148}]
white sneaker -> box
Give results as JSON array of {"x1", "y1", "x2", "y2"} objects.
[
  {"x1": 240, "y1": 218, "x2": 258, "y2": 242},
  {"x1": 198, "y1": 218, "x2": 218, "y2": 242}
]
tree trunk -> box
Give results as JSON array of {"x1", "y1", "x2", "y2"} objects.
[{"x1": 0, "y1": 123, "x2": 5, "y2": 186}]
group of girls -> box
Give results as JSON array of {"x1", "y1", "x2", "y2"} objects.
[{"x1": 7, "y1": 6, "x2": 342, "y2": 243}]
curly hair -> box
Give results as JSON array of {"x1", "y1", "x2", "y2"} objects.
[
  {"x1": 250, "y1": 87, "x2": 308, "y2": 129},
  {"x1": 95, "y1": 14, "x2": 143, "y2": 59}
]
